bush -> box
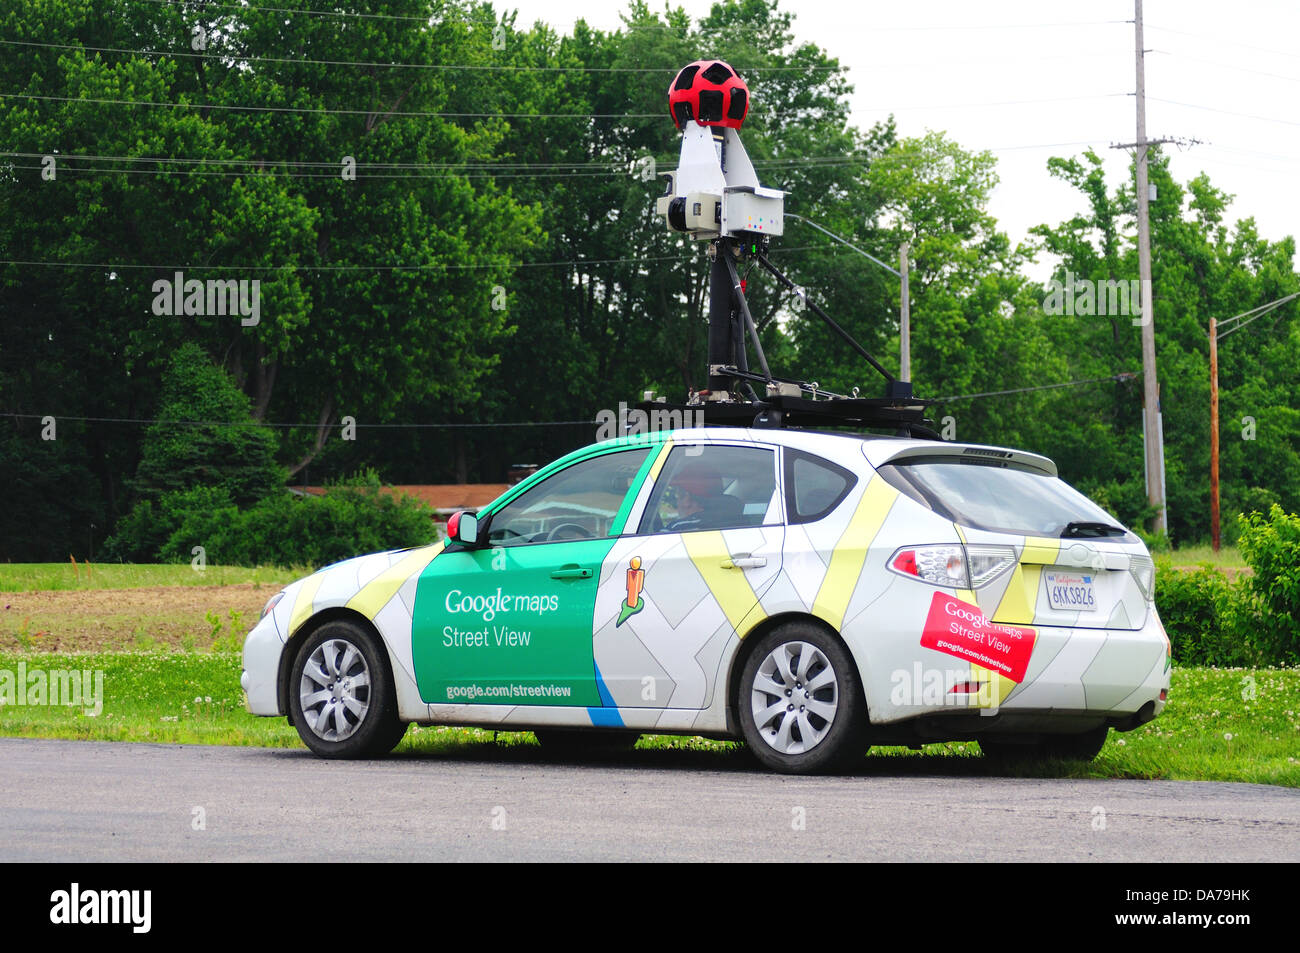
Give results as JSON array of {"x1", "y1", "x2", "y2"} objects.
[
  {"x1": 1153, "y1": 504, "x2": 1300, "y2": 667},
  {"x1": 1133, "y1": 526, "x2": 1172, "y2": 553},
  {"x1": 156, "y1": 476, "x2": 434, "y2": 568},
  {"x1": 101, "y1": 486, "x2": 238, "y2": 563},
  {"x1": 1236, "y1": 504, "x2": 1300, "y2": 665},
  {"x1": 104, "y1": 473, "x2": 435, "y2": 568},
  {"x1": 1154, "y1": 564, "x2": 1254, "y2": 666}
]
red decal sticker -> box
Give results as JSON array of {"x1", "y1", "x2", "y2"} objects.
[{"x1": 919, "y1": 591, "x2": 1037, "y2": 683}]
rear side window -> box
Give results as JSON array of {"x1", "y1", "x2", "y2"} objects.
[
  {"x1": 877, "y1": 457, "x2": 1131, "y2": 539},
  {"x1": 784, "y1": 450, "x2": 856, "y2": 524}
]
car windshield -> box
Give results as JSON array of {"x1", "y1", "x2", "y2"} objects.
[{"x1": 877, "y1": 457, "x2": 1132, "y2": 539}]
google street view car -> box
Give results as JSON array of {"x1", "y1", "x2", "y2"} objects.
[
  {"x1": 242, "y1": 426, "x2": 1169, "y2": 773},
  {"x1": 241, "y1": 60, "x2": 1168, "y2": 773}
]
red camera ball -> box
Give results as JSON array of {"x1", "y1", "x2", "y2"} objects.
[{"x1": 668, "y1": 60, "x2": 749, "y2": 130}]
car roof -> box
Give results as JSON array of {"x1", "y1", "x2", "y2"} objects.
[{"x1": 593, "y1": 427, "x2": 1059, "y2": 477}]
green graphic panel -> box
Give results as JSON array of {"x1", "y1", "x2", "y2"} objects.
[{"x1": 412, "y1": 539, "x2": 616, "y2": 706}]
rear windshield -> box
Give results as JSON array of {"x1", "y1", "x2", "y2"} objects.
[{"x1": 877, "y1": 457, "x2": 1133, "y2": 540}]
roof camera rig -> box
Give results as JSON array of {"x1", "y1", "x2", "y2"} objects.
[{"x1": 646, "y1": 59, "x2": 936, "y2": 438}]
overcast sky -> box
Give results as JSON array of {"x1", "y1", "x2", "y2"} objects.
[{"x1": 499, "y1": 0, "x2": 1300, "y2": 278}]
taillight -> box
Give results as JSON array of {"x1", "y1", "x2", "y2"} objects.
[
  {"x1": 888, "y1": 544, "x2": 1015, "y2": 590},
  {"x1": 1129, "y1": 554, "x2": 1155, "y2": 601},
  {"x1": 890, "y1": 544, "x2": 967, "y2": 588},
  {"x1": 966, "y1": 545, "x2": 1018, "y2": 588}
]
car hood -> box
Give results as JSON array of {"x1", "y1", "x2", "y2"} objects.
[{"x1": 266, "y1": 543, "x2": 446, "y2": 642}]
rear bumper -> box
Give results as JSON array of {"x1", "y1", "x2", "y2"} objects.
[
  {"x1": 858, "y1": 602, "x2": 1171, "y2": 728},
  {"x1": 1003, "y1": 608, "x2": 1170, "y2": 719}
]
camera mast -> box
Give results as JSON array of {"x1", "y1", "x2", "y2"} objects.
[{"x1": 648, "y1": 60, "x2": 936, "y2": 437}]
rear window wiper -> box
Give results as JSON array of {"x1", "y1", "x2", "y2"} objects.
[{"x1": 1061, "y1": 521, "x2": 1127, "y2": 538}]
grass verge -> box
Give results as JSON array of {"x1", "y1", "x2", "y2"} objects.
[
  {"x1": 0, "y1": 652, "x2": 1295, "y2": 784},
  {"x1": 0, "y1": 563, "x2": 303, "y2": 592}
]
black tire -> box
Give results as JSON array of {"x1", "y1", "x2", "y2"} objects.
[
  {"x1": 288, "y1": 619, "x2": 405, "y2": 759},
  {"x1": 736, "y1": 622, "x2": 868, "y2": 774},
  {"x1": 979, "y1": 725, "x2": 1109, "y2": 763},
  {"x1": 534, "y1": 728, "x2": 640, "y2": 756}
]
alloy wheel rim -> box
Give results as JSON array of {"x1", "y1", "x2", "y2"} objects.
[
  {"x1": 750, "y1": 640, "x2": 838, "y2": 754},
  {"x1": 299, "y1": 638, "x2": 371, "y2": 742}
]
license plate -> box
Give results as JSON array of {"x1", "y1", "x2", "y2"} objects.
[{"x1": 1044, "y1": 570, "x2": 1097, "y2": 612}]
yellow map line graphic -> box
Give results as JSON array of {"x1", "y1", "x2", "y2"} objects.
[
  {"x1": 646, "y1": 440, "x2": 674, "y2": 482},
  {"x1": 682, "y1": 531, "x2": 766, "y2": 636},
  {"x1": 346, "y1": 543, "x2": 445, "y2": 618},
  {"x1": 288, "y1": 572, "x2": 326, "y2": 638},
  {"x1": 812, "y1": 477, "x2": 897, "y2": 631}
]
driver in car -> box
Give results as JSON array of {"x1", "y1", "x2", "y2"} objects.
[{"x1": 665, "y1": 464, "x2": 728, "y2": 532}]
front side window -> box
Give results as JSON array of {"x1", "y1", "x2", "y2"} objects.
[
  {"x1": 486, "y1": 448, "x2": 650, "y2": 546},
  {"x1": 638, "y1": 444, "x2": 778, "y2": 534}
]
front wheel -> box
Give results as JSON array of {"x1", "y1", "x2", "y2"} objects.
[
  {"x1": 288, "y1": 620, "x2": 405, "y2": 759},
  {"x1": 737, "y1": 623, "x2": 867, "y2": 774}
]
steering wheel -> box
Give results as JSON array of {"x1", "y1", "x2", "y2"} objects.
[{"x1": 547, "y1": 522, "x2": 594, "y2": 542}]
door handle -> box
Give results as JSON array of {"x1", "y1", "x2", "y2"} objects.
[
  {"x1": 722, "y1": 555, "x2": 766, "y2": 570},
  {"x1": 550, "y1": 566, "x2": 593, "y2": 579}
]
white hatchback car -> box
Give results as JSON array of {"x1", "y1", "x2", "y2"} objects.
[{"x1": 242, "y1": 427, "x2": 1169, "y2": 773}]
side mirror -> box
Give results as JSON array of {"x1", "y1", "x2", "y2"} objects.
[{"x1": 446, "y1": 510, "x2": 479, "y2": 547}]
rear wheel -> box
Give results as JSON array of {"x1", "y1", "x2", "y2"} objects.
[
  {"x1": 737, "y1": 623, "x2": 867, "y2": 774},
  {"x1": 979, "y1": 725, "x2": 1109, "y2": 763},
  {"x1": 288, "y1": 620, "x2": 405, "y2": 759}
]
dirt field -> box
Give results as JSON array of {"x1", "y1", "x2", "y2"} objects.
[{"x1": 0, "y1": 583, "x2": 272, "y2": 652}]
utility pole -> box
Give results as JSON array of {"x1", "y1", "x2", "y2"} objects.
[
  {"x1": 1113, "y1": 5, "x2": 1200, "y2": 535},
  {"x1": 1134, "y1": 0, "x2": 1166, "y2": 535},
  {"x1": 899, "y1": 242, "x2": 910, "y2": 382},
  {"x1": 1209, "y1": 315, "x2": 1220, "y2": 550}
]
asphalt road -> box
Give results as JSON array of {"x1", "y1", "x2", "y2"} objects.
[{"x1": 1, "y1": 737, "x2": 1296, "y2": 862}]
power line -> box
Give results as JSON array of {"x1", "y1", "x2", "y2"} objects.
[
  {"x1": 0, "y1": 91, "x2": 661, "y2": 120},
  {"x1": 1149, "y1": 95, "x2": 1300, "y2": 129},
  {"x1": 134, "y1": 0, "x2": 440, "y2": 23},
  {"x1": 0, "y1": 252, "x2": 681, "y2": 271},
  {"x1": 3, "y1": 375, "x2": 1147, "y2": 430},
  {"x1": 0, "y1": 162, "x2": 647, "y2": 180},
  {"x1": 1216, "y1": 292, "x2": 1300, "y2": 340},
  {"x1": 0, "y1": 150, "x2": 1105, "y2": 180},
  {"x1": 1154, "y1": 49, "x2": 1300, "y2": 85},
  {"x1": 838, "y1": 19, "x2": 1126, "y2": 31},
  {"x1": 785, "y1": 214, "x2": 900, "y2": 277},
  {"x1": 854, "y1": 93, "x2": 1128, "y2": 113},
  {"x1": 129, "y1": 3, "x2": 1126, "y2": 31},
  {"x1": 0, "y1": 242, "x2": 835, "y2": 273},
  {"x1": 0, "y1": 141, "x2": 1116, "y2": 185},
  {"x1": 932, "y1": 373, "x2": 1136, "y2": 403},
  {"x1": 0, "y1": 140, "x2": 1110, "y2": 170},
  {"x1": 0, "y1": 411, "x2": 592, "y2": 429},
  {"x1": 0, "y1": 38, "x2": 839, "y2": 73},
  {"x1": 0, "y1": 150, "x2": 637, "y2": 169},
  {"x1": 1146, "y1": 23, "x2": 1300, "y2": 62},
  {"x1": 0, "y1": 90, "x2": 1128, "y2": 121}
]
